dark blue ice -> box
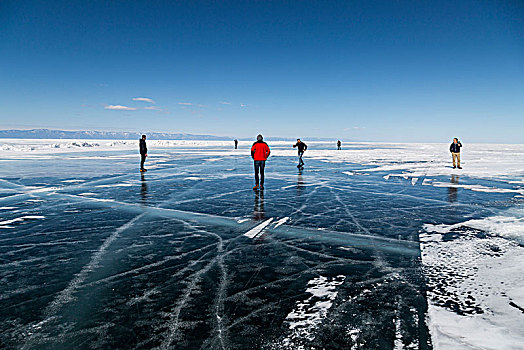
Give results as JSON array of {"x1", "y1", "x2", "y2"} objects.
[{"x1": 0, "y1": 143, "x2": 519, "y2": 349}]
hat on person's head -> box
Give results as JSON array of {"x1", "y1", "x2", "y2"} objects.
[
  {"x1": 257, "y1": 134, "x2": 263, "y2": 141},
  {"x1": 142, "y1": 134, "x2": 146, "y2": 139}
]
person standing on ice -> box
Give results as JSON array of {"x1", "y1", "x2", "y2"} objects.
[
  {"x1": 234, "y1": 139, "x2": 238, "y2": 149},
  {"x1": 337, "y1": 140, "x2": 341, "y2": 150},
  {"x1": 293, "y1": 138, "x2": 307, "y2": 169},
  {"x1": 449, "y1": 138, "x2": 462, "y2": 169},
  {"x1": 139, "y1": 134, "x2": 148, "y2": 172},
  {"x1": 251, "y1": 134, "x2": 270, "y2": 190}
]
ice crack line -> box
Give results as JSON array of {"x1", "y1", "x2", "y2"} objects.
[
  {"x1": 158, "y1": 257, "x2": 217, "y2": 349},
  {"x1": 330, "y1": 188, "x2": 391, "y2": 270},
  {"x1": 22, "y1": 213, "x2": 145, "y2": 349},
  {"x1": 211, "y1": 239, "x2": 228, "y2": 350}
]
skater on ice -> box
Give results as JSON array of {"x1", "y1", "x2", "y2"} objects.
[
  {"x1": 293, "y1": 138, "x2": 307, "y2": 169},
  {"x1": 139, "y1": 134, "x2": 148, "y2": 172},
  {"x1": 234, "y1": 139, "x2": 238, "y2": 149},
  {"x1": 251, "y1": 134, "x2": 270, "y2": 190},
  {"x1": 449, "y1": 138, "x2": 462, "y2": 169},
  {"x1": 337, "y1": 140, "x2": 341, "y2": 150}
]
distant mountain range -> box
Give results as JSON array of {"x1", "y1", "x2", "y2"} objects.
[
  {"x1": 0, "y1": 129, "x2": 336, "y2": 141},
  {"x1": 0, "y1": 129, "x2": 232, "y2": 140}
]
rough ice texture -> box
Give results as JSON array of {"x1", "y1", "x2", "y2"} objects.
[
  {"x1": 424, "y1": 208, "x2": 524, "y2": 244},
  {"x1": 421, "y1": 217, "x2": 524, "y2": 349}
]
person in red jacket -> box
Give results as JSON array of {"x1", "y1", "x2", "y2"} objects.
[{"x1": 251, "y1": 134, "x2": 270, "y2": 190}]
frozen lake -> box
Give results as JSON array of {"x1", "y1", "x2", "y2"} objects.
[{"x1": 1, "y1": 140, "x2": 523, "y2": 349}]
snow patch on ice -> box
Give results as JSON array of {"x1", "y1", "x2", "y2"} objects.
[
  {"x1": 423, "y1": 208, "x2": 524, "y2": 244},
  {"x1": 274, "y1": 217, "x2": 289, "y2": 228},
  {"x1": 95, "y1": 183, "x2": 133, "y2": 188},
  {"x1": 244, "y1": 218, "x2": 274, "y2": 239},
  {"x1": 422, "y1": 178, "x2": 432, "y2": 186},
  {"x1": 0, "y1": 215, "x2": 45, "y2": 226},
  {"x1": 421, "y1": 215, "x2": 524, "y2": 349},
  {"x1": 280, "y1": 275, "x2": 345, "y2": 348},
  {"x1": 430, "y1": 181, "x2": 524, "y2": 194},
  {"x1": 26, "y1": 186, "x2": 61, "y2": 194}
]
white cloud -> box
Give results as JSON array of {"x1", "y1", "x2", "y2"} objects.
[
  {"x1": 220, "y1": 101, "x2": 231, "y2": 105},
  {"x1": 104, "y1": 105, "x2": 137, "y2": 111},
  {"x1": 133, "y1": 97, "x2": 155, "y2": 104},
  {"x1": 178, "y1": 102, "x2": 193, "y2": 106},
  {"x1": 144, "y1": 106, "x2": 161, "y2": 110},
  {"x1": 240, "y1": 104, "x2": 247, "y2": 108}
]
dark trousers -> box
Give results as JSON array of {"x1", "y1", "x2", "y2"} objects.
[
  {"x1": 298, "y1": 152, "x2": 304, "y2": 167},
  {"x1": 140, "y1": 154, "x2": 146, "y2": 169},
  {"x1": 254, "y1": 161, "x2": 265, "y2": 185}
]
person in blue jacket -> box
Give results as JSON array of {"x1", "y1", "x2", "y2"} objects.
[{"x1": 449, "y1": 138, "x2": 462, "y2": 169}]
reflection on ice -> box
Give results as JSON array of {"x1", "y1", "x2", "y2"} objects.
[
  {"x1": 140, "y1": 173, "x2": 148, "y2": 205},
  {"x1": 253, "y1": 190, "x2": 265, "y2": 221},
  {"x1": 448, "y1": 175, "x2": 459, "y2": 202}
]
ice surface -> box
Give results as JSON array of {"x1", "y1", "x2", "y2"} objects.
[
  {"x1": 421, "y1": 224, "x2": 524, "y2": 349},
  {"x1": 0, "y1": 140, "x2": 523, "y2": 349}
]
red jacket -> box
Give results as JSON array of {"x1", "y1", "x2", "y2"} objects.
[{"x1": 251, "y1": 141, "x2": 270, "y2": 161}]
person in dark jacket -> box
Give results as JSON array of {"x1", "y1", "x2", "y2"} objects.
[
  {"x1": 234, "y1": 139, "x2": 238, "y2": 149},
  {"x1": 337, "y1": 140, "x2": 341, "y2": 150},
  {"x1": 139, "y1": 135, "x2": 148, "y2": 172},
  {"x1": 449, "y1": 138, "x2": 462, "y2": 169},
  {"x1": 293, "y1": 139, "x2": 307, "y2": 169},
  {"x1": 251, "y1": 134, "x2": 270, "y2": 190}
]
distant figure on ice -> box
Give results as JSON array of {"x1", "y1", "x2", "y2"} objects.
[
  {"x1": 337, "y1": 140, "x2": 341, "y2": 150},
  {"x1": 293, "y1": 139, "x2": 307, "y2": 169},
  {"x1": 251, "y1": 134, "x2": 270, "y2": 190},
  {"x1": 234, "y1": 139, "x2": 238, "y2": 149},
  {"x1": 139, "y1": 135, "x2": 148, "y2": 172},
  {"x1": 449, "y1": 138, "x2": 462, "y2": 169}
]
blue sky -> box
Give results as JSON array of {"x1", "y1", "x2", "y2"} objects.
[{"x1": 1, "y1": 0, "x2": 523, "y2": 142}]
